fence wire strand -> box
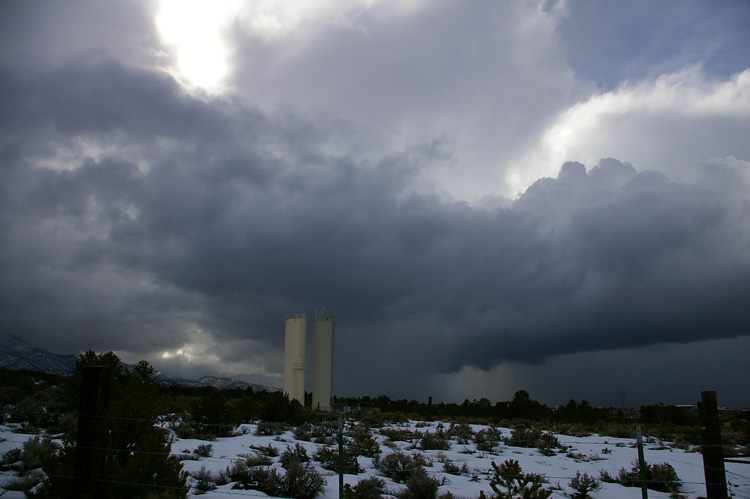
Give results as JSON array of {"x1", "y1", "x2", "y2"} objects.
[{"x1": 3, "y1": 409, "x2": 749, "y2": 497}]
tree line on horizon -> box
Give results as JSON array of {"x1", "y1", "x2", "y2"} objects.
[
  {"x1": 2, "y1": 364, "x2": 716, "y2": 430},
  {"x1": 4, "y1": 353, "x2": 745, "y2": 432}
]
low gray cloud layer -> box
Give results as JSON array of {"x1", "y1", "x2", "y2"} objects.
[
  {"x1": 1, "y1": 59, "x2": 749, "y2": 405},
  {"x1": 2, "y1": 0, "x2": 750, "y2": 407}
]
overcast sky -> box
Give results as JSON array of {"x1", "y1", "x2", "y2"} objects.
[{"x1": 1, "y1": 0, "x2": 749, "y2": 408}]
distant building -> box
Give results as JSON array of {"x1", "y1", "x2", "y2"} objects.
[
  {"x1": 283, "y1": 314, "x2": 306, "y2": 404},
  {"x1": 312, "y1": 307, "x2": 334, "y2": 411},
  {"x1": 283, "y1": 308, "x2": 335, "y2": 410}
]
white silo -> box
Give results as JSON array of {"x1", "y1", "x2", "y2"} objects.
[
  {"x1": 283, "y1": 313, "x2": 307, "y2": 404},
  {"x1": 312, "y1": 307, "x2": 334, "y2": 411}
]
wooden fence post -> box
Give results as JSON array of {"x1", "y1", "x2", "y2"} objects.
[
  {"x1": 73, "y1": 366, "x2": 112, "y2": 498},
  {"x1": 699, "y1": 391, "x2": 727, "y2": 499}
]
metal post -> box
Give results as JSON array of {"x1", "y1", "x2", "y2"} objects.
[
  {"x1": 338, "y1": 413, "x2": 344, "y2": 499},
  {"x1": 636, "y1": 425, "x2": 648, "y2": 499}
]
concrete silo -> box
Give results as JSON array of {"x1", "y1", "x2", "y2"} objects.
[
  {"x1": 312, "y1": 307, "x2": 334, "y2": 411},
  {"x1": 283, "y1": 313, "x2": 307, "y2": 404}
]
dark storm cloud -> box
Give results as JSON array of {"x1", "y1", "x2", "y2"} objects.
[
  {"x1": 1, "y1": 59, "x2": 749, "y2": 396},
  {"x1": 0, "y1": 0, "x2": 158, "y2": 68},
  {"x1": 227, "y1": 1, "x2": 577, "y2": 199}
]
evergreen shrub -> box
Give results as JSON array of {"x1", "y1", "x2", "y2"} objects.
[
  {"x1": 397, "y1": 470, "x2": 440, "y2": 499},
  {"x1": 191, "y1": 465, "x2": 217, "y2": 495},
  {"x1": 487, "y1": 459, "x2": 552, "y2": 499},
  {"x1": 280, "y1": 443, "x2": 311, "y2": 468},
  {"x1": 314, "y1": 445, "x2": 363, "y2": 474},
  {"x1": 377, "y1": 451, "x2": 429, "y2": 483},
  {"x1": 600, "y1": 461, "x2": 680, "y2": 493},
  {"x1": 568, "y1": 470, "x2": 600, "y2": 498},
  {"x1": 343, "y1": 476, "x2": 387, "y2": 499}
]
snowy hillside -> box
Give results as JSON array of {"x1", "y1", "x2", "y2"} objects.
[
  {"x1": 3, "y1": 419, "x2": 747, "y2": 498},
  {"x1": 0, "y1": 334, "x2": 77, "y2": 375},
  {"x1": 156, "y1": 374, "x2": 280, "y2": 393}
]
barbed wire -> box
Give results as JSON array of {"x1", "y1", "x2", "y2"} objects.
[
  {"x1": 7, "y1": 404, "x2": 746, "y2": 425},
  {"x1": 5, "y1": 408, "x2": 747, "y2": 442},
  {"x1": 0, "y1": 457, "x2": 745, "y2": 497},
  {"x1": 726, "y1": 468, "x2": 750, "y2": 481},
  {"x1": 44, "y1": 473, "x2": 272, "y2": 497},
  {"x1": 32, "y1": 466, "x2": 748, "y2": 496},
  {"x1": 3, "y1": 413, "x2": 748, "y2": 461},
  {"x1": 3, "y1": 411, "x2": 748, "y2": 497}
]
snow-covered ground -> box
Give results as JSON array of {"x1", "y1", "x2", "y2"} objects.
[{"x1": 2, "y1": 420, "x2": 749, "y2": 498}]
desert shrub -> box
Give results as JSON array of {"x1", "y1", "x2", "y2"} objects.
[
  {"x1": 377, "y1": 451, "x2": 429, "y2": 484},
  {"x1": 397, "y1": 470, "x2": 440, "y2": 499},
  {"x1": 538, "y1": 446, "x2": 557, "y2": 457},
  {"x1": 3, "y1": 470, "x2": 44, "y2": 494},
  {"x1": 311, "y1": 421, "x2": 339, "y2": 444},
  {"x1": 250, "y1": 466, "x2": 284, "y2": 496},
  {"x1": 293, "y1": 423, "x2": 313, "y2": 441},
  {"x1": 256, "y1": 421, "x2": 287, "y2": 436},
  {"x1": 381, "y1": 428, "x2": 421, "y2": 447},
  {"x1": 177, "y1": 452, "x2": 199, "y2": 461},
  {"x1": 475, "y1": 426, "x2": 502, "y2": 452},
  {"x1": 191, "y1": 465, "x2": 217, "y2": 495},
  {"x1": 556, "y1": 424, "x2": 593, "y2": 438},
  {"x1": 504, "y1": 426, "x2": 558, "y2": 450},
  {"x1": 443, "y1": 461, "x2": 460, "y2": 475},
  {"x1": 568, "y1": 471, "x2": 600, "y2": 498},
  {"x1": 278, "y1": 462, "x2": 327, "y2": 499},
  {"x1": 598, "y1": 469, "x2": 616, "y2": 483},
  {"x1": 223, "y1": 460, "x2": 281, "y2": 493},
  {"x1": 1, "y1": 447, "x2": 23, "y2": 470},
  {"x1": 280, "y1": 443, "x2": 311, "y2": 468},
  {"x1": 343, "y1": 476, "x2": 387, "y2": 499},
  {"x1": 222, "y1": 459, "x2": 255, "y2": 489},
  {"x1": 488, "y1": 459, "x2": 552, "y2": 499},
  {"x1": 19, "y1": 435, "x2": 61, "y2": 473},
  {"x1": 566, "y1": 451, "x2": 586, "y2": 461},
  {"x1": 194, "y1": 443, "x2": 213, "y2": 458},
  {"x1": 171, "y1": 420, "x2": 201, "y2": 440},
  {"x1": 420, "y1": 431, "x2": 451, "y2": 451},
  {"x1": 645, "y1": 462, "x2": 681, "y2": 492},
  {"x1": 442, "y1": 461, "x2": 469, "y2": 476},
  {"x1": 448, "y1": 422, "x2": 475, "y2": 444},
  {"x1": 251, "y1": 443, "x2": 280, "y2": 457},
  {"x1": 606, "y1": 461, "x2": 680, "y2": 492},
  {"x1": 598, "y1": 424, "x2": 634, "y2": 439},
  {"x1": 314, "y1": 445, "x2": 363, "y2": 474},
  {"x1": 243, "y1": 450, "x2": 274, "y2": 467},
  {"x1": 358, "y1": 410, "x2": 387, "y2": 429},
  {"x1": 7, "y1": 386, "x2": 67, "y2": 432},
  {"x1": 348, "y1": 424, "x2": 382, "y2": 457}
]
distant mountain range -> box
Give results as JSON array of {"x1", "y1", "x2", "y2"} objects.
[
  {"x1": 0, "y1": 333, "x2": 78, "y2": 375},
  {"x1": 155, "y1": 374, "x2": 277, "y2": 392},
  {"x1": 0, "y1": 334, "x2": 279, "y2": 393}
]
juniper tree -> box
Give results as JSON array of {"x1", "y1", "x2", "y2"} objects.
[{"x1": 38, "y1": 351, "x2": 187, "y2": 498}]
